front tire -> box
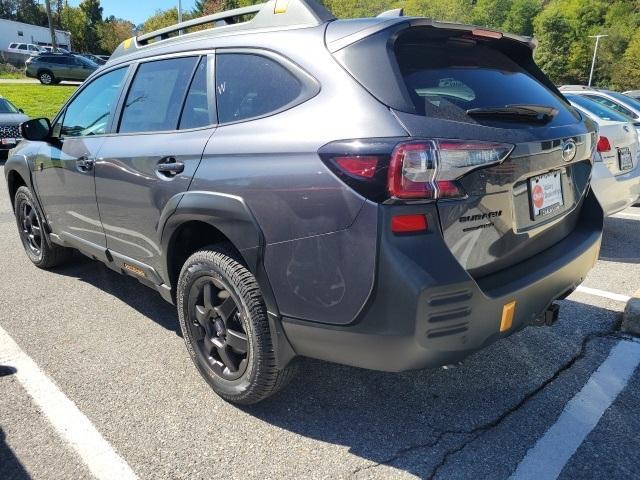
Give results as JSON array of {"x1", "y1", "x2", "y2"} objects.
[
  {"x1": 177, "y1": 247, "x2": 296, "y2": 405},
  {"x1": 14, "y1": 186, "x2": 72, "y2": 268}
]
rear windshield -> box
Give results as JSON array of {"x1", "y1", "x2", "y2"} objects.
[
  {"x1": 395, "y1": 38, "x2": 578, "y2": 126},
  {"x1": 606, "y1": 91, "x2": 640, "y2": 112},
  {"x1": 565, "y1": 94, "x2": 631, "y2": 122}
]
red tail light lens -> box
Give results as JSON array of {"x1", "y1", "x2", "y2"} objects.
[
  {"x1": 320, "y1": 138, "x2": 513, "y2": 202},
  {"x1": 597, "y1": 136, "x2": 611, "y2": 152},
  {"x1": 388, "y1": 140, "x2": 513, "y2": 199},
  {"x1": 334, "y1": 156, "x2": 378, "y2": 179}
]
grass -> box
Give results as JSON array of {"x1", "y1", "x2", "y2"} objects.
[
  {"x1": 0, "y1": 84, "x2": 76, "y2": 120},
  {"x1": 0, "y1": 72, "x2": 26, "y2": 79}
]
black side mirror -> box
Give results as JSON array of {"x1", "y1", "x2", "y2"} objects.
[
  {"x1": 18, "y1": 108, "x2": 24, "y2": 113},
  {"x1": 21, "y1": 118, "x2": 51, "y2": 141}
]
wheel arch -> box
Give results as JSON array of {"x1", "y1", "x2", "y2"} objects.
[
  {"x1": 161, "y1": 192, "x2": 267, "y2": 304},
  {"x1": 5, "y1": 157, "x2": 34, "y2": 211},
  {"x1": 160, "y1": 191, "x2": 296, "y2": 369}
]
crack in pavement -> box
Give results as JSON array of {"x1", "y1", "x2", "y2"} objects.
[{"x1": 350, "y1": 328, "x2": 625, "y2": 479}]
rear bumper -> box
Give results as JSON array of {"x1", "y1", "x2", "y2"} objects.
[
  {"x1": 282, "y1": 190, "x2": 603, "y2": 372},
  {"x1": 591, "y1": 162, "x2": 640, "y2": 216}
]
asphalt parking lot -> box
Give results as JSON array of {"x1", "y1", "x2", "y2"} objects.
[{"x1": 1, "y1": 167, "x2": 639, "y2": 480}]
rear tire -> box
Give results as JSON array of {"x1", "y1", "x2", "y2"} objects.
[
  {"x1": 38, "y1": 70, "x2": 54, "y2": 85},
  {"x1": 14, "y1": 186, "x2": 73, "y2": 268},
  {"x1": 177, "y1": 246, "x2": 296, "y2": 405}
]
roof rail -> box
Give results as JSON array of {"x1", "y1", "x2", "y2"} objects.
[
  {"x1": 377, "y1": 8, "x2": 404, "y2": 18},
  {"x1": 125, "y1": 0, "x2": 335, "y2": 49},
  {"x1": 558, "y1": 85, "x2": 596, "y2": 91},
  {"x1": 137, "y1": 4, "x2": 265, "y2": 45}
]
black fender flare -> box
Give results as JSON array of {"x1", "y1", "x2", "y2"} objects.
[{"x1": 159, "y1": 191, "x2": 296, "y2": 369}]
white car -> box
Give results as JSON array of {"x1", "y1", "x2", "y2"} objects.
[
  {"x1": 560, "y1": 86, "x2": 640, "y2": 133},
  {"x1": 6, "y1": 42, "x2": 43, "y2": 56},
  {"x1": 565, "y1": 93, "x2": 640, "y2": 216}
]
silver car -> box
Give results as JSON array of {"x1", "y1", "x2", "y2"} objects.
[{"x1": 566, "y1": 93, "x2": 640, "y2": 215}]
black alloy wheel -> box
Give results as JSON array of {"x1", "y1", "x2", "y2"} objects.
[
  {"x1": 187, "y1": 276, "x2": 249, "y2": 381},
  {"x1": 18, "y1": 198, "x2": 43, "y2": 258}
]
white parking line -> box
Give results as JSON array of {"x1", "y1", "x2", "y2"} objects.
[
  {"x1": 575, "y1": 286, "x2": 631, "y2": 303},
  {"x1": 613, "y1": 212, "x2": 640, "y2": 219},
  {"x1": 0, "y1": 324, "x2": 138, "y2": 480},
  {"x1": 510, "y1": 339, "x2": 640, "y2": 480}
]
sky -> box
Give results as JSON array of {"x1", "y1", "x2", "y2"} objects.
[{"x1": 68, "y1": 0, "x2": 198, "y2": 26}]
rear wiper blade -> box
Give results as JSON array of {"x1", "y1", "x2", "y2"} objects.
[{"x1": 466, "y1": 104, "x2": 559, "y2": 122}]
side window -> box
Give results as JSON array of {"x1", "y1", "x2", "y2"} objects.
[
  {"x1": 61, "y1": 67, "x2": 127, "y2": 137},
  {"x1": 9, "y1": 43, "x2": 17, "y2": 49},
  {"x1": 18, "y1": 44, "x2": 27, "y2": 50},
  {"x1": 215, "y1": 53, "x2": 303, "y2": 123},
  {"x1": 119, "y1": 57, "x2": 198, "y2": 133},
  {"x1": 179, "y1": 57, "x2": 213, "y2": 130}
]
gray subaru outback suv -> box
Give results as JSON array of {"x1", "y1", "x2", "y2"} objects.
[{"x1": 5, "y1": 0, "x2": 602, "y2": 404}]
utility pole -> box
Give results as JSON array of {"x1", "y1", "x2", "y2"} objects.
[
  {"x1": 178, "y1": 0, "x2": 183, "y2": 23},
  {"x1": 44, "y1": 0, "x2": 58, "y2": 49},
  {"x1": 588, "y1": 34, "x2": 608, "y2": 87}
]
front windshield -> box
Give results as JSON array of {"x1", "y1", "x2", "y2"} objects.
[
  {"x1": 566, "y1": 94, "x2": 632, "y2": 122},
  {"x1": 0, "y1": 98, "x2": 19, "y2": 114}
]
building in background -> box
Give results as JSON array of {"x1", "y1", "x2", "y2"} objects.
[{"x1": 0, "y1": 18, "x2": 71, "y2": 51}]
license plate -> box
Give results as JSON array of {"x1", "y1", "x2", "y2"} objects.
[
  {"x1": 618, "y1": 147, "x2": 633, "y2": 171},
  {"x1": 529, "y1": 170, "x2": 564, "y2": 218},
  {"x1": 1, "y1": 138, "x2": 16, "y2": 145}
]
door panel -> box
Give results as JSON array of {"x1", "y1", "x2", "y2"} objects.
[
  {"x1": 34, "y1": 137, "x2": 106, "y2": 246},
  {"x1": 32, "y1": 66, "x2": 128, "y2": 248},
  {"x1": 94, "y1": 129, "x2": 214, "y2": 270}
]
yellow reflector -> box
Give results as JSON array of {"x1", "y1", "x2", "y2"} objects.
[
  {"x1": 500, "y1": 301, "x2": 516, "y2": 332},
  {"x1": 123, "y1": 37, "x2": 133, "y2": 49},
  {"x1": 274, "y1": 0, "x2": 289, "y2": 14}
]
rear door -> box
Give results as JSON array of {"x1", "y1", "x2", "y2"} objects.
[{"x1": 94, "y1": 54, "x2": 216, "y2": 273}]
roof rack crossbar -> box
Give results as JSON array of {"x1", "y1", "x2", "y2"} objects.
[{"x1": 137, "y1": 3, "x2": 265, "y2": 44}]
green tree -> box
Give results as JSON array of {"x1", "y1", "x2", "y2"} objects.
[
  {"x1": 16, "y1": 0, "x2": 47, "y2": 26},
  {"x1": 471, "y1": 0, "x2": 513, "y2": 29},
  {"x1": 611, "y1": 27, "x2": 640, "y2": 90},
  {"x1": 98, "y1": 16, "x2": 134, "y2": 53},
  {"x1": 141, "y1": 8, "x2": 180, "y2": 34},
  {"x1": 533, "y1": 9, "x2": 573, "y2": 85},
  {"x1": 60, "y1": 4, "x2": 87, "y2": 51},
  {"x1": 502, "y1": 0, "x2": 542, "y2": 36},
  {"x1": 403, "y1": 0, "x2": 473, "y2": 23},
  {"x1": 0, "y1": 0, "x2": 18, "y2": 20},
  {"x1": 79, "y1": 0, "x2": 103, "y2": 52}
]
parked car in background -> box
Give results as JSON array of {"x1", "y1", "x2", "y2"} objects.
[
  {"x1": 40, "y1": 46, "x2": 70, "y2": 54},
  {"x1": 623, "y1": 90, "x2": 640, "y2": 100},
  {"x1": 6, "y1": 0, "x2": 602, "y2": 405},
  {"x1": 560, "y1": 86, "x2": 640, "y2": 136},
  {"x1": 96, "y1": 55, "x2": 110, "y2": 62},
  {"x1": 25, "y1": 53, "x2": 99, "y2": 84},
  {"x1": 79, "y1": 53, "x2": 107, "y2": 65},
  {"x1": 6, "y1": 42, "x2": 43, "y2": 56},
  {"x1": 565, "y1": 94, "x2": 640, "y2": 215},
  {"x1": 0, "y1": 96, "x2": 28, "y2": 160}
]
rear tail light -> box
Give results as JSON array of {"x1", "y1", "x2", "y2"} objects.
[
  {"x1": 320, "y1": 138, "x2": 513, "y2": 202},
  {"x1": 388, "y1": 140, "x2": 512, "y2": 199},
  {"x1": 597, "y1": 136, "x2": 611, "y2": 153}
]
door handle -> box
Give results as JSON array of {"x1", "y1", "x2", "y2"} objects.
[
  {"x1": 156, "y1": 157, "x2": 184, "y2": 176},
  {"x1": 76, "y1": 156, "x2": 95, "y2": 172}
]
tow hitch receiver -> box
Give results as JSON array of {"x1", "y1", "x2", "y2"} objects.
[{"x1": 533, "y1": 303, "x2": 560, "y2": 327}]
